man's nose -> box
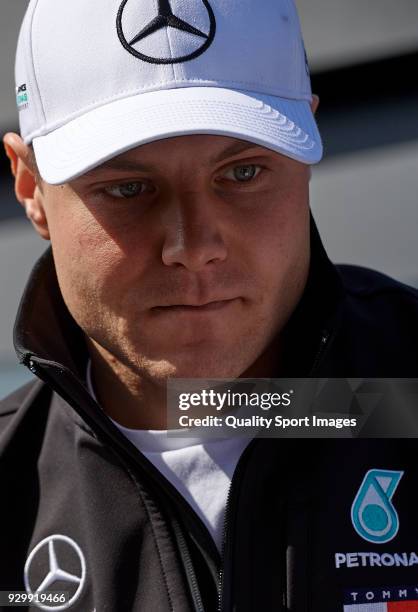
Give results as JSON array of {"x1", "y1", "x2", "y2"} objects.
[{"x1": 161, "y1": 192, "x2": 228, "y2": 271}]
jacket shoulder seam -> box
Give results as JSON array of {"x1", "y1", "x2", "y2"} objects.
[
  {"x1": 0, "y1": 408, "x2": 19, "y2": 418},
  {"x1": 345, "y1": 285, "x2": 418, "y2": 300},
  {"x1": 0, "y1": 379, "x2": 47, "y2": 417},
  {"x1": 337, "y1": 264, "x2": 418, "y2": 300}
]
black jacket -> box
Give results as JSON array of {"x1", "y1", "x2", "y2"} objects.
[{"x1": 1, "y1": 219, "x2": 418, "y2": 612}]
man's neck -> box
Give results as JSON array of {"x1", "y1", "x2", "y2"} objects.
[
  {"x1": 87, "y1": 339, "x2": 169, "y2": 430},
  {"x1": 86, "y1": 337, "x2": 282, "y2": 430}
]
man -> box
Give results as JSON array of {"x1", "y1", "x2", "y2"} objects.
[{"x1": 1, "y1": 0, "x2": 417, "y2": 611}]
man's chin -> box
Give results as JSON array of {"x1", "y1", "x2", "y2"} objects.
[{"x1": 135, "y1": 353, "x2": 248, "y2": 383}]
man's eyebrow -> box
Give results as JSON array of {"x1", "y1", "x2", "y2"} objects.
[
  {"x1": 91, "y1": 159, "x2": 153, "y2": 174},
  {"x1": 210, "y1": 141, "x2": 265, "y2": 163}
]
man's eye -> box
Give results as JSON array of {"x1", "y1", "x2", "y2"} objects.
[
  {"x1": 224, "y1": 165, "x2": 262, "y2": 182},
  {"x1": 104, "y1": 182, "x2": 147, "y2": 199}
]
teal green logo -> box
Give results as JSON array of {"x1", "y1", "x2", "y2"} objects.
[
  {"x1": 351, "y1": 469, "x2": 403, "y2": 544},
  {"x1": 16, "y1": 83, "x2": 29, "y2": 111}
]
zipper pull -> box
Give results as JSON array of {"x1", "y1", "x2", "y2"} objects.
[{"x1": 310, "y1": 330, "x2": 330, "y2": 375}]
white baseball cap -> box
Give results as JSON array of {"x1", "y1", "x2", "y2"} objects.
[{"x1": 15, "y1": 0, "x2": 322, "y2": 185}]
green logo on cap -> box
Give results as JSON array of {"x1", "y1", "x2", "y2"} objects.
[{"x1": 16, "y1": 83, "x2": 29, "y2": 111}]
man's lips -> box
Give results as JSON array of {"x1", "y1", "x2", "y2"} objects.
[{"x1": 151, "y1": 298, "x2": 239, "y2": 313}]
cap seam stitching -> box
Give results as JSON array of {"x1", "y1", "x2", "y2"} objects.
[
  {"x1": 27, "y1": 97, "x2": 313, "y2": 143},
  {"x1": 49, "y1": 78, "x2": 311, "y2": 114},
  {"x1": 34, "y1": 108, "x2": 318, "y2": 165},
  {"x1": 24, "y1": 82, "x2": 312, "y2": 143}
]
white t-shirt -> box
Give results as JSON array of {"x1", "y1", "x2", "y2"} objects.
[{"x1": 86, "y1": 362, "x2": 251, "y2": 552}]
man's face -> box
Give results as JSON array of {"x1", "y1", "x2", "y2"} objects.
[{"x1": 37, "y1": 135, "x2": 311, "y2": 381}]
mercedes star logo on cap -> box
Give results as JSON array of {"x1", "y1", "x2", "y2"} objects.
[
  {"x1": 24, "y1": 534, "x2": 86, "y2": 611},
  {"x1": 117, "y1": 0, "x2": 216, "y2": 64}
]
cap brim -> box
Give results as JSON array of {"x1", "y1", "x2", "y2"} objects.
[{"x1": 33, "y1": 87, "x2": 322, "y2": 185}]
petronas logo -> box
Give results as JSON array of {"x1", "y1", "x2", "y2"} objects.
[{"x1": 351, "y1": 469, "x2": 403, "y2": 544}]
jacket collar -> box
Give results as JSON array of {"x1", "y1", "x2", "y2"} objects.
[
  {"x1": 14, "y1": 246, "x2": 88, "y2": 381},
  {"x1": 14, "y1": 213, "x2": 345, "y2": 383}
]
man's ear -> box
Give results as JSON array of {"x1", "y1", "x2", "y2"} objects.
[
  {"x1": 3, "y1": 133, "x2": 50, "y2": 240},
  {"x1": 310, "y1": 94, "x2": 320, "y2": 115}
]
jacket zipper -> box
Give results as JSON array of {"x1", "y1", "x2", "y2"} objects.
[
  {"x1": 217, "y1": 329, "x2": 334, "y2": 611},
  {"x1": 309, "y1": 330, "x2": 330, "y2": 376},
  {"x1": 217, "y1": 483, "x2": 233, "y2": 612},
  {"x1": 172, "y1": 519, "x2": 205, "y2": 612},
  {"x1": 217, "y1": 438, "x2": 256, "y2": 612}
]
